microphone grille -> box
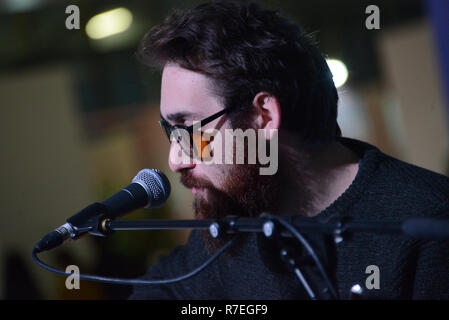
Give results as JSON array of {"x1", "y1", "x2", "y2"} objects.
[{"x1": 132, "y1": 169, "x2": 171, "y2": 208}]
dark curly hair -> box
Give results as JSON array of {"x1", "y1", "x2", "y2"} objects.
[{"x1": 137, "y1": 0, "x2": 341, "y2": 148}]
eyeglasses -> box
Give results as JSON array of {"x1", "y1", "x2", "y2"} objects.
[{"x1": 159, "y1": 108, "x2": 230, "y2": 160}]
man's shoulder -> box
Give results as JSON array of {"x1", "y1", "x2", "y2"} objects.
[
  {"x1": 368, "y1": 149, "x2": 449, "y2": 218},
  {"x1": 381, "y1": 154, "x2": 448, "y2": 197},
  {"x1": 342, "y1": 138, "x2": 449, "y2": 218}
]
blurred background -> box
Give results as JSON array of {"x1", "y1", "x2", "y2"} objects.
[{"x1": 0, "y1": 0, "x2": 448, "y2": 299}]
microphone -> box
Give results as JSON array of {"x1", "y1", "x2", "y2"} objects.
[{"x1": 34, "y1": 169, "x2": 171, "y2": 253}]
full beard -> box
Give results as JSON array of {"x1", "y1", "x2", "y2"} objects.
[{"x1": 180, "y1": 163, "x2": 281, "y2": 254}]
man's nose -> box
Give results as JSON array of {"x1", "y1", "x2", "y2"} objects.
[{"x1": 168, "y1": 140, "x2": 196, "y2": 172}]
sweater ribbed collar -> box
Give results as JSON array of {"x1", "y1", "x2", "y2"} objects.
[{"x1": 315, "y1": 137, "x2": 387, "y2": 221}]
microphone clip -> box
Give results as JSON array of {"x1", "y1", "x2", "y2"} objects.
[{"x1": 66, "y1": 202, "x2": 112, "y2": 238}]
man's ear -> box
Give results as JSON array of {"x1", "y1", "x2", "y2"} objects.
[{"x1": 251, "y1": 92, "x2": 281, "y2": 140}]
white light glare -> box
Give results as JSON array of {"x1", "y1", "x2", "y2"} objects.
[
  {"x1": 86, "y1": 7, "x2": 133, "y2": 40},
  {"x1": 326, "y1": 59, "x2": 349, "y2": 88}
]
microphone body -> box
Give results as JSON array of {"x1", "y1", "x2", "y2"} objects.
[{"x1": 34, "y1": 169, "x2": 170, "y2": 253}]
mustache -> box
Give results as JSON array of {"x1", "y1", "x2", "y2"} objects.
[{"x1": 180, "y1": 170, "x2": 215, "y2": 190}]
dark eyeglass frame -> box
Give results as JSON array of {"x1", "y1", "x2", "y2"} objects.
[{"x1": 159, "y1": 108, "x2": 230, "y2": 158}]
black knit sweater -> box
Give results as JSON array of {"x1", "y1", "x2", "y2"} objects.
[{"x1": 130, "y1": 138, "x2": 449, "y2": 300}]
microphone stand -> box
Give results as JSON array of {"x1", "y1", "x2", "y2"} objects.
[
  {"x1": 103, "y1": 215, "x2": 449, "y2": 240},
  {"x1": 101, "y1": 214, "x2": 449, "y2": 300}
]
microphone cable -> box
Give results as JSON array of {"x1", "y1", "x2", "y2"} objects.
[
  {"x1": 32, "y1": 238, "x2": 235, "y2": 286},
  {"x1": 264, "y1": 214, "x2": 339, "y2": 299}
]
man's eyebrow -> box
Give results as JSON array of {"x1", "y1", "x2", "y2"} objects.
[{"x1": 161, "y1": 111, "x2": 200, "y2": 123}]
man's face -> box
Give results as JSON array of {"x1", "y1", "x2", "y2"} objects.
[
  {"x1": 160, "y1": 64, "x2": 279, "y2": 222},
  {"x1": 160, "y1": 64, "x2": 231, "y2": 202}
]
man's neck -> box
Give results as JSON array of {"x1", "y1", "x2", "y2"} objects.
[{"x1": 278, "y1": 141, "x2": 360, "y2": 217}]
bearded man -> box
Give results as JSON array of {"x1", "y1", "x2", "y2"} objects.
[{"x1": 129, "y1": 1, "x2": 449, "y2": 299}]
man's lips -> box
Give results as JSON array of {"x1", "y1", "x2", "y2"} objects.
[
  {"x1": 180, "y1": 172, "x2": 213, "y2": 195},
  {"x1": 192, "y1": 187, "x2": 205, "y2": 194}
]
